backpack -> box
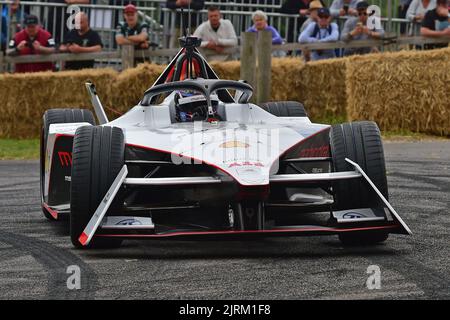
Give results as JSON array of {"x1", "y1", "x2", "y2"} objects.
[{"x1": 311, "y1": 23, "x2": 333, "y2": 39}]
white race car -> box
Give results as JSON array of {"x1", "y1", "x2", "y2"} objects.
[{"x1": 40, "y1": 37, "x2": 411, "y2": 248}]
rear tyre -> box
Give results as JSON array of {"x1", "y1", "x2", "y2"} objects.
[
  {"x1": 70, "y1": 126, "x2": 124, "y2": 249},
  {"x1": 40, "y1": 109, "x2": 96, "y2": 220},
  {"x1": 259, "y1": 101, "x2": 308, "y2": 117},
  {"x1": 330, "y1": 121, "x2": 389, "y2": 245}
]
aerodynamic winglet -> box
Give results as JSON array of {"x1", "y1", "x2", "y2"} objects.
[
  {"x1": 85, "y1": 82, "x2": 109, "y2": 125},
  {"x1": 345, "y1": 158, "x2": 412, "y2": 235},
  {"x1": 78, "y1": 165, "x2": 128, "y2": 246}
]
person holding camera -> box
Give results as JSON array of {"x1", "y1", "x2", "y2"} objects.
[
  {"x1": 59, "y1": 12, "x2": 103, "y2": 70},
  {"x1": 341, "y1": 1, "x2": 385, "y2": 56},
  {"x1": 7, "y1": 15, "x2": 55, "y2": 73},
  {"x1": 330, "y1": 0, "x2": 361, "y2": 18}
]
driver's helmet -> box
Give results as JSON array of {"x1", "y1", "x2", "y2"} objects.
[{"x1": 175, "y1": 90, "x2": 220, "y2": 122}]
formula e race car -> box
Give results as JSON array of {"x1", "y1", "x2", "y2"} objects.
[{"x1": 40, "y1": 36, "x2": 411, "y2": 249}]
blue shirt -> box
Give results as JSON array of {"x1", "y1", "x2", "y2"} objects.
[
  {"x1": 1, "y1": 6, "x2": 22, "y2": 48},
  {"x1": 1, "y1": 7, "x2": 8, "y2": 47},
  {"x1": 298, "y1": 22, "x2": 340, "y2": 61},
  {"x1": 246, "y1": 25, "x2": 283, "y2": 45}
]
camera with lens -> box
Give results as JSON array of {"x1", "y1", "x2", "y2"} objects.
[{"x1": 179, "y1": 36, "x2": 202, "y2": 49}]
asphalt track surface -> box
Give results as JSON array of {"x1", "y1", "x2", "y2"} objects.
[{"x1": 0, "y1": 141, "x2": 449, "y2": 300}]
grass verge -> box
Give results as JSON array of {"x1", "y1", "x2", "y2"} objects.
[{"x1": 0, "y1": 139, "x2": 40, "y2": 160}]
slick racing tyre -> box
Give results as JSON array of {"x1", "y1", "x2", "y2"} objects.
[
  {"x1": 70, "y1": 126, "x2": 124, "y2": 249},
  {"x1": 40, "y1": 109, "x2": 96, "y2": 221},
  {"x1": 330, "y1": 121, "x2": 389, "y2": 245},
  {"x1": 259, "y1": 101, "x2": 308, "y2": 117}
]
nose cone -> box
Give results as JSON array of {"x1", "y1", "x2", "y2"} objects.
[{"x1": 170, "y1": 123, "x2": 296, "y2": 186}]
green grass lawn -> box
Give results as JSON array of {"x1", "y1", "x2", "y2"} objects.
[{"x1": 0, "y1": 139, "x2": 40, "y2": 160}]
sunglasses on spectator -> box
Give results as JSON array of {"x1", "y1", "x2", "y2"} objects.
[
  {"x1": 318, "y1": 14, "x2": 330, "y2": 19},
  {"x1": 358, "y1": 11, "x2": 368, "y2": 16}
]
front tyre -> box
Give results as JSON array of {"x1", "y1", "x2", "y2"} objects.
[
  {"x1": 330, "y1": 121, "x2": 389, "y2": 245},
  {"x1": 70, "y1": 126, "x2": 124, "y2": 249},
  {"x1": 40, "y1": 109, "x2": 95, "y2": 220}
]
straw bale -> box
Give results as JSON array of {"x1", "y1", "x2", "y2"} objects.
[
  {"x1": 2, "y1": 48, "x2": 448, "y2": 139},
  {"x1": 346, "y1": 48, "x2": 450, "y2": 135},
  {"x1": 109, "y1": 63, "x2": 165, "y2": 114},
  {"x1": 0, "y1": 68, "x2": 117, "y2": 138}
]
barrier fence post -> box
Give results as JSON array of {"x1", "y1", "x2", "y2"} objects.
[
  {"x1": 240, "y1": 32, "x2": 257, "y2": 101},
  {"x1": 256, "y1": 30, "x2": 272, "y2": 104},
  {"x1": 387, "y1": 0, "x2": 392, "y2": 34},
  {"x1": 121, "y1": 44, "x2": 135, "y2": 70}
]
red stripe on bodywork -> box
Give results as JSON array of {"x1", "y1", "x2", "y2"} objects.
[
  {"x1": 47, "y1": 134, "x2": 75, "y2": 197},
  {"x1": 78, "y1": 232, "x2": 89, "y2": 246},
  {"x1": 273, "y1": 126, "x2": 331, "y2": 167},
  {"x1": 96, "y1": 224, "x2": 399, "y2": 239},
  {"x1": 42, "y1": 202, "x2": 58, "y2": 219}
]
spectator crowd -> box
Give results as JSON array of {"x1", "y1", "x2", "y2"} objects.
[{"x1": 0, "y1": 0, "x2": 449, "y2": 72}]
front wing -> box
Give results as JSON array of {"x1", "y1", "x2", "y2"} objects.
[{"x1": 77, "y1": 159, "x2": 411, "y2": 246}]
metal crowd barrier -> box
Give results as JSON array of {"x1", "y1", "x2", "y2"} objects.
[
  {"x1": 0, "y1": 0, "x2": 162, "y2": 68},
  {"x1": 1, "y1": 1, "x2": 410, "y2": 50},
  {"x1": 1, "y1": 36, "x2": 448, "y2": 74},
  {"x1": 161, "y1": 7, "x2": 416, "y2": 49},
  {"x1": 0, "y1": 0, "x2": 445, "y2": 72}
]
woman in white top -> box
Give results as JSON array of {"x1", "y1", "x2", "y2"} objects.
[{"x1": 406, "y1": 0, "x2": 437, "y2": 35}]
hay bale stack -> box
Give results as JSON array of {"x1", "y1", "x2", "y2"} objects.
[
  {"x1": 0, "y1": 68, "x2": 117, "y2": 138},
  {"x1": 110, "y1": 63, "x2": 165, "y2": 115},
  {"x1": 1, "y1": 48, "x2": 449, "y2": 139},
  {"x1": 211, "y1": 57, "x2": 347, "y2": 123},
  {"x1": 300, "y1": 58, "x2": 348, "y2": 122},
  {"x1": 270, "y1": 57, "x2": 305, "y2": 102},
  {"x1": 346, "y1": 48, "x2": 450, "y2": 135},
  {"x1": 210, "y1": 60, "x2": 240, "y2": 80}
]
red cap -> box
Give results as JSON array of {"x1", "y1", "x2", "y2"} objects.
[{"x1": 124, "y1": 4, "x2": 137, "y2": 14}]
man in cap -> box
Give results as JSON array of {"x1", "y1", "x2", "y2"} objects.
[
  {"x1": 299, "y1": 1, "x2": 324, "y2": 62},
  {"x1": 115, "y1": 4, "x2": 149, "y2": 50},
  {"x1": 280, "y1": 0, "x2": 326, "y2": 47},
  {"x1": 341, "y1": 1, "x2": 385, "y2": 56},
  {"x1": 298, "y1": 7, "x2": 339, "y2": 61},
  {"x1": 7, "y1": 14, "x2": 55, "y2": 73}
]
